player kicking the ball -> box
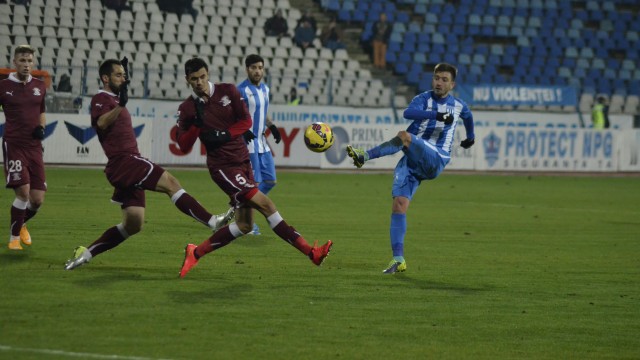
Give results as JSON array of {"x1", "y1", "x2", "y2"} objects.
[
  {"x1": 64, "y1": 57, "x2": 234, "y2": 270},
  {"x1": 346, "y1": 63, "x2": 475, "y2": 274},
  {"x1": 175, "y1": 57, "x2": 332, "y2": 278}
]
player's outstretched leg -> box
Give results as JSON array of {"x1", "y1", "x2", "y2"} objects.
[
  {"x1": 346, "y1": 145, "x2": 368, "y2": 168},
  {"x1": 179, "y1": 224, "x2": 244, "y2": 278},
  {"x1": 64, "y1": 224, "x2": 128, "y2": 270}
]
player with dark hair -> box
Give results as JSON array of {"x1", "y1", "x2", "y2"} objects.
[
  {"x1": 236, "y1": 54, "x2": 282, "y2": 235},
  {"x1": 346, "y1": 63, "x2": 475, "y2": 274},
  {"x1": 1, "y1": 45, "x2": 47, "y2": 250},
  {"x1": 64, "y1": 57, "x2": 233, "y2": 270},
  {"x1": 175, "y1": 57, "x2": 332, "y2": 278}
]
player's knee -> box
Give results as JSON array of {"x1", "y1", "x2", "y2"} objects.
[
  {"x1": 236, "y1": 221, "x2": 253, "y2": 234},
  {"x1": 165, "y1": 172, "x2": 182, "y2": 191},
  {"x1": 396, "y1": 131, "x2": 412, "y2": 147},
  {"x1": 124, "y1": 222, "x2": 142, "y2": 235},
  {"x1": 259, "y1": 181, "x2": 276, "y2": 194},
  {"x1": 397, "y1": 131, "x2": 411, "y2": 142}
]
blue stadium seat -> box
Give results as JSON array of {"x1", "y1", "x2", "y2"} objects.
[
  {"x1": 458, "y1": 53, "x2": 471, "y2": 65},
  {"x1": 337, "y1": 10, "x2": 351, "y2": 22},
  {"x1": 427, "y1": 52, "x2": 440, "y2": 64},
  {"x1": 326, "y1": 0, "x2": 340, "y2": 11},
  {"x1": 516, "y1": 55, "x2": 530, "y2": 67},
  {"x1": 395, "y1": 62, "x2": 408, "y2": 75},
  {"x1": 387, "y1": 41, "x2": 401, "y2": 53},
  {"x1": 416, "y1": 42, "x2": 430, "y2": 53},
  {"x1": 408, "y1": 21, "x2": 421, "y2": 33},
  {"x1": 395, "y1": 11, "x2": 410, "y2": 24},
  {"x1": 352, "y1": 10, "x2": 366, "y2": 22},
  {"x1": 429, "y1": 44, "x2": 444, "y2": 54},
  {"x1": 561, "y1": 57, "x2": 575, "y2": 68},
  {"x1": 385, "y1": 51, "x2": 397, "y2": 64},
  {"x1": 496, "y1": 26, "x2": 509, "y2": 37},
  {"x1": 415, "y1": 3, "x2": 427, "y2": 14},
  {"x1": 398, "y1": 52, "x2": 411, "y2": 65},
  {"x1": 390, "y1": 32, "x2": 403, "y2": 43},
  {"x1": 502, "y1": 55, "x2": 515, "y2": 66}
]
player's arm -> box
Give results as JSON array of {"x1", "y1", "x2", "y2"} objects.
[
  {"x1": 265, "y1": 116, "x2": 282, "y2": 143},
  {"x1": 96, "y1": 106, "x2": 124, "y2": 130},
  {"x1": 200, "y1": 87, "x2": 253, "y2": 148},
  {"x1": 175, "y1": 102, "x2": 201, "y2": 152},
  {"x1": 31, "y1": 91, "x2": 47, "y2": 139},
  {"x1": 403, "y1": 97, "x2": 453, "y2": 124},
  {"x1": 32, "y1": 101, "x2": 48, "y2": 140},
  {"x1": 459, "y1": 104, "x2": 475, "y2": 149}
]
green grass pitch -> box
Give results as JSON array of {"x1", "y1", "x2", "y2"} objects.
[{"x1": 1, "y1": 167, "x2": 639, "y2": 359}]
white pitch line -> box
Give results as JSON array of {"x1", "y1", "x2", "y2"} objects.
[{"x1": 0, "y1": 344, "x2": 176, "y2": 360}]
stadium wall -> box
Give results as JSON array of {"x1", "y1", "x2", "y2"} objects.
[{"x1": 1, "y1": 101, "x2": 638, "y2": 172}]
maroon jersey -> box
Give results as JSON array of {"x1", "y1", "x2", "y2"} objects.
[
  {"x1": 0, "y1": 73, "x2": 46, "y2": 148},
  {"x1": 91, "y1": 90, "x2": 139, "y2": 159},
  {"x1": 177, "y1": 82, "x2": 252, "y2": 168}
]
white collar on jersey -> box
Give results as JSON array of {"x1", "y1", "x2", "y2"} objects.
[
  {"x1": 190, "y1": 81, "x2": 214, "y2": 101},
  {"x1": 97, "y1": 89, "x2": 117, "y2": 97},
  {"x1": 8, "y1": 72, "x2": 33, "y2": 83}
]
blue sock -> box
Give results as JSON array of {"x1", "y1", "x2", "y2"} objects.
[
  {"x1": 390, "y1": 213, "x2": 406, "y2": 261},
  {"x1": 258, "y1": 181, "x2": 276, "y2": 195},
  {"x1": 367, "y1": 137, "x2": 403, "y2": 160}
]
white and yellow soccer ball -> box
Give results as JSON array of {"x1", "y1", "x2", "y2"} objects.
[{"x1": 303, "y1": 122, "x2": 335, "y2": 153}]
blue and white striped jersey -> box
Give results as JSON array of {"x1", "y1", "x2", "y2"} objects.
[
  {"x1": 404, "y1": 90, "x2": 474, "y2": 154},
  {"x1": 237, "y1": 79, "x2": 270, "y2": 154}
]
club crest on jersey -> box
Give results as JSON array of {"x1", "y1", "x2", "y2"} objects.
[
  {"x1": 220, "y1": 96, "x2": 231, "y2": 106},
  {"x1": 33, "y1": 88, "x2": 41, "y2": 96}
]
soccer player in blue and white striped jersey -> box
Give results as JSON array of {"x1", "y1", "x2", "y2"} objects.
[
  {"x1": 237, "y1": 54, "x2": 282, "y2": 235},
  {"x1": 346, "y1": 63, "x2": 475, "y2": 274}
]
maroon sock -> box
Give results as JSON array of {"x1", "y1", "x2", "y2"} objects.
[
  {"x1": 10, "y1": 206, "x2": 26, "y2": 237},
  {"x1": 24, "y1": 207, "x2": 37, "y2": 223},
  {"x1": 194, "y1": 225, "x2": 236, "y2": 258},
  {"x1": 174, "y1": 192, "x2": 213, "y2": 226},
  {"x1": 273, "y1": 220, "x2": 312, "y2": 255},
  {"x1": 88, "y1": 226, "x2": 127, "y2": 257}
]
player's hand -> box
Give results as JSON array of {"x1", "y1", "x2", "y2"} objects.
[
  {"x1": 243, "y1": 130, "x2": 256, "y2": 144},
  {"x1": 436, "y1": 112, "x2": 454, "y2": 125},
  {"x1": 200, "y1": 129, "x2": 232, "y2": 150},
  {"x1": 194, "y1": 99, "x2": 205, "y2": 127},
  {"x1": 121, "y1": 56, "x2": 129, "y2": 80},
  {"x1": 118, "y1": 82, "x2": 129, "y2": 107},
  {"x1": 32, "y1": 125, "x2": 45, "y2": 140},
  {"x1": 460, "y1": 138, "x2": 475, "y2": 149},
  {"x1": 268, "y1": 124, "x2": 282, "y2": 144}
]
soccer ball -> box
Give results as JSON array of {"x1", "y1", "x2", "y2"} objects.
[{"x1": 304, "y1": 122, "x2": 334, "y2": 153}]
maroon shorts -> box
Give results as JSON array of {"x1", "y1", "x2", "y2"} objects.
[
  {"x1": 208, "y1": 161, "x2": 258, "y2": 206},
  {"x1": 2, "y1": 140, "x2": 47, "y2": 191},
  {"x1": 105, "y1": 154, "x2": 165, "y2": 208}
]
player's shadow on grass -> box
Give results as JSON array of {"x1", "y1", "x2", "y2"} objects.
[
  {"x1": 394, "y1": 275, "x2": 492, "y2": 294},
  {"x1": 166, "y1": 283, "x2": 254, "y2": 304},
  {"x1": 0, "y1": 252, "x2": 31, "y2": 264},
  {"x1": 69, "y1": 267, "x2": 176, "y2": 288},
  {"x1": 232, "y1": 236, "x2": 271, "y2": 248}
]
